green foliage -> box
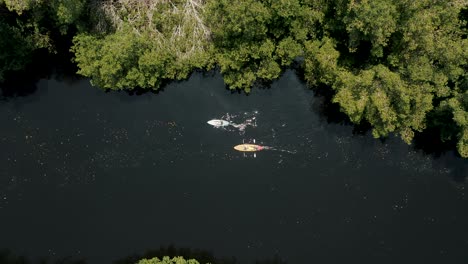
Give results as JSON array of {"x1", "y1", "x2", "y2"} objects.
[
  {"x1": 136, "y1": 256, "x2": 203, "y2": 264},
  {"x1": 344, "y1": 0, "x2": 398, "y2": 57},
  {"x1": 2, "y1": 0, "x2": 468, "y2": 157},
  {"x1": 303, "y1": 37, "x2": 340, "y2": 86},
  {"x1": 50, "y1": 0, "x2": 86, "y2": 33},
  {"x1": 0, "y1": 20, "x2": 33, "y2": 81},
  {"x1": 0, "y1": 13, "x2": 52, "y2": 81},
  {"x1": 389, "y1": 0, "x2": 467, "y2": 96},
  {"x1": 72, "y1": 29, "x2": 148, "y2": 89},
  {"x1": 2, "y1": 0, "x2": 40, "y2": 14},
  {"x1": 302, "y1": 0, "x2": 467, "y2": 157},
  {"x1": 205, "y1": 0, "x2": 323, "y2": 91},
  {"x1": 2, "y1": 0, "x2": 86, "y2": 37},
  {"x1": 72, "y1": 0, "x2": 212, "y2": 90},
  {"x1": 333, "y1": 65, "x2": 433, "y2": 142},
  {"x1": 0, "y1": 0, "x2": 86, "y2": 80},
  {"x1": 436, "y1": 89, "x2": 468, "y2": 158}
]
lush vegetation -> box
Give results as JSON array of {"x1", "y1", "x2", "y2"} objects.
[
  {"x1": 0, "y1": 0, "x2": 86, "y2": 81},
  {"x1": 71, "y1": 0, "x2": 212, "y2": 90},
  {"x1": 205, "y1": 0, "x2": 324, "y2": 91},
  {"x1": 137, "y1": 256, "x2": 202, "y2": 264},
  {"x1": 0, "y1": 0, "x2": 467, "y2": 157}
]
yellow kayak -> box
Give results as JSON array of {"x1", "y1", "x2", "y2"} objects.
[{"x1": 234, "y1": 144, "x2": 264, "y2": 152}]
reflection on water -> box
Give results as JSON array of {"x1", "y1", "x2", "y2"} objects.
[{"x1": 0, "y1": 249, "x2": 86, "y2": 264}]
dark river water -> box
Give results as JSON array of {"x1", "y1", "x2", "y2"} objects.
[{"x1": 0, "y1": 70, "x2": 467, "y2": 264}]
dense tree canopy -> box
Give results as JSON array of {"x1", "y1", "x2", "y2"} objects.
[
  {"x1": 0, "y1": 17, "x2": 35, "y2": 81},
  {"x1": 303, "y1": 0, "x2": 467, "y2": 156},
  {"x1": 205, "y1": 0, "x2": 324, "y2": 91},
  {"x1": 0, "y1": 0, "x2": 467, "y2": 157},
  {"x1": 71, "y1": 0, "x2": 212, "y2": 90},
  {"x1": 0, "y1": 0, "x2": 85, "y2": 80}
]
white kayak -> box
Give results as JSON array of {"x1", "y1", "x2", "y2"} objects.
[{"x1": 207, "y1": 119, "x2": 231, "y2": 127}]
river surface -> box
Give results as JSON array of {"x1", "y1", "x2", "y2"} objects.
[{"x1": 0, "y1": 70, "x2": 467, "y2": 264}]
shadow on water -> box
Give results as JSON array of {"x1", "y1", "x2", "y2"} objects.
[
  {"x1": 253, "y1": 256, "x2": 286, "y2": 264},
  {"x1": 0, "y1": 249, "x2": 86, "y2": 264},
  {"x1": 110, "y1": 87, "x2": 163, "y2": 103},
  {"x1": 413, "y1": 128, "x2": 459, "y2": 158},
  {"x1": 113, "y1": 68, "x2": 254, "y2": 102},
  {"x1": 110, "y1": 69, "x2": 216, "y2": 101},
  {"x1": 0, "y1": 27, "x2": 80, "y2": 101},
  {"x1": 308, "y1": 83, "x2": 373, "y2": 135},
  {"x1": 0, "y1": 247, "x2": 287, "y2": 264},
  {"x1": 0, "y1": 51, "x2": 48, "y2": 100},
  {"x1": 311, "y1": 86, "x2": 464, "y2": 162},
  {"x1": 307, "y1": 81, "x2": 467, "y2": 181},
  {"x1": 0, "y1": 50, "x2": 80, "y2": 101}
]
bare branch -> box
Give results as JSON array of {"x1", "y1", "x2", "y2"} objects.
[{"x1": 90, "y1": 0, "x2": 210, "y2": 58}]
